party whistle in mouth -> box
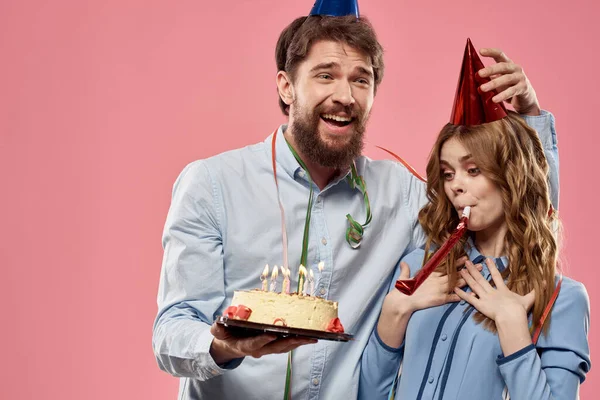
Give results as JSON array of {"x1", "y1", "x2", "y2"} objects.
[{"x1": 396, "y1": 206, "x2": 471, "y2": 295}]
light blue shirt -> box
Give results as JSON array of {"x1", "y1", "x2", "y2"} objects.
[
  {"x1": 359, "y1": 239, "x2": 591, "y2": 400},
  {"x1": 153, "y1": 111, "x2": 559, "y2": 400}
]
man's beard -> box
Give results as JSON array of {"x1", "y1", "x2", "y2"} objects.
[{"x1": 290, "y1": 103, "x2": 368, "y2": 169}]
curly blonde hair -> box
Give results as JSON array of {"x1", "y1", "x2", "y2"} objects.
[{"x1": 419, "y1": 110, "x2": 558, "y2": 333}]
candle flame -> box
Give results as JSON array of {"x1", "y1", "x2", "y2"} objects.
[
  {"x1": 318, "y1": 261, "x2": 325, "y2": 272},
  {"x1": 309, "y1": 269, "x2": 314, "y2": 280},
  {"x1": 299, "y1": 264, "x2": 307, "y2": 277},
  {"x1": 271, "y1": 265, "x2": 279, "y2": 279},
  {"x1": 261, "y1": 264, "x2": 269, "y2": 279},
  {"x1": 280, "y1": 266, "x2": 290, "y2": 278}
]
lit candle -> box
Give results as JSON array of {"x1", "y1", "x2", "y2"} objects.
[
  {"x1": 270, "y1": 265, "x2": 279, "y2": 292},
  {"x1": 308, "y1": 269, "x2": 314, "y2": 296},
  {"x1": 298, "y1": 265, "x2": 307, "y2": 295},
  {"x1": 318, "y1": 261, "x2": 325, "y2": 282},
  {"x1": 260, "y1": 264, "x2": 269, "y2": 291},
  {"x1": 303, "y1": 275, "x2": 309, "y2": 296},
  {"x1": 281, "y1": 266, "x2": 290, "y2": 294}
]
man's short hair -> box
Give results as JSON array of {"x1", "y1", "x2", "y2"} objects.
[{"x1": 275, "y1": 15, "x2": 385, "y2": 115}]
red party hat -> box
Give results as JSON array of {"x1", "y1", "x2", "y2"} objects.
[{"x1": 450, "y1": 38, "x2": 507, "y2": 126}]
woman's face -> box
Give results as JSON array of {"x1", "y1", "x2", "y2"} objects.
[{"x1": 440, "y1": 137, "x2": 505, "y2": 233}]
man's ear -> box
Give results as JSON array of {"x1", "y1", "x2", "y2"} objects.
[{"x1": 276, "y1": 71, "x2": 295, "y2": 106}]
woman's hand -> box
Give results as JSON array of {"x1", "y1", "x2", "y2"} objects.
[
  {"x1": 454, "y1": 258, "x2": 535, "y2": 356},
  {"x1": 454, "y1": 258, "x2": 534, "y2": 322},
  {"x1": 377, "y1": 257, "x2": 472, "y2": 348}
]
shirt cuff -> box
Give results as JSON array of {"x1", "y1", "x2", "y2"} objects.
[
  {"x1": 496, "y1": 343, "x2": 535, "y2": 366},
  {"x1": 374, "y1": 328, "x2": 405, "y2": 353},
  {"x1": 520, "y1": 110, "x2": 557, "y2": 150},
  {"x1": 191, "y1": 330, "x2": 245, "y2": 379}
]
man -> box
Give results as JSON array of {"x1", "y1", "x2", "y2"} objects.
[{"x1": 153, "y1": 1, "x2": 559, "y2": 399}]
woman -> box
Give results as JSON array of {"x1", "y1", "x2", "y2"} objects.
[{"x1": 358, "y1": 107, "x2": 591, "y2": 399}]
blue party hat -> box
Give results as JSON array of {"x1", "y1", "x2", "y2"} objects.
[{"x1": 309, "y1": 0, "x2": 359, "y2": 18}]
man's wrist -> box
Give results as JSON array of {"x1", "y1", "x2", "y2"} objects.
[
  {"x1": 209, "y1": 338, "x2": 237, "y2": 365},
  {"x1": 519, "y1": 104, "x2": 541, "y2": 117}
]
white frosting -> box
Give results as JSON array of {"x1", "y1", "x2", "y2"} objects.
[{"x1": 230, "y1": 290, "x2": 339, "y2": 331}]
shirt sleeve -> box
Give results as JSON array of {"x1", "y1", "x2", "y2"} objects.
[
  {"x1": 496, "y1": 279, "x2": 591, "y2": 400},
  {"x1": 359, "y1": 249, "x2": 426, "y2": 399},
  {"x1": 152, "y1": 161, "x2": 243, "y2": 381},
  {"x1": 521, "y1": 110, "x2": 560, "y2": 211},
  {"x1": 396, "y1": 163, "x2": 428, "y2": 254},
  {"x1": 359, "y1": 328, "x2": 405, "y2": 400}
]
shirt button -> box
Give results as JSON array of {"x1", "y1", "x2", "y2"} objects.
[
  {"x1": 298, "y1": 170, "x2": 305, "y2": 178},
  {"x1": 460, "y1": 300, "x2": 466, "y2": 305},
  {"x1": 428, "y1": 376, "x2": 434, "y2": 384},
  {"x1": 441, "y1": 334, "x2": 447, "y2": 341},
  {"x1": 312, "y1": 378, "x2": 319, "y2": 386},
  {"x1": 319, "y1": 288, "x2": 326, "y2": 295},
  {"x1": 321, "y1": 237, "x2": 327, "y2": 245}
]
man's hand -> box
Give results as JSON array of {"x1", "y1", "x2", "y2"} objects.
[
  {"x1": 209, "y1": 323, "x2": 317, "y2": 365},
  {"x1": 478, "y1": 48, "x2": 541, "y2": 116}
]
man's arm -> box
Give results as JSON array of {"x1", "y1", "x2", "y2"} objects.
[
  {"x1": 478, "y1": 47, "x2": 559, "y2": 210},
  {"x1": 520, "y1": 111, "x2": 559, "y2": 210},
  {"x1": 152, "y1": 161, "x2": 234, "y2": 380},
  {"x1": 152, "y1": 161, "x2": 314, "y2": 380}
]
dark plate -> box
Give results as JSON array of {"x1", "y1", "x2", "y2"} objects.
[{"x1": 215, "y1": 316, "x2": 353, "y2": 342}]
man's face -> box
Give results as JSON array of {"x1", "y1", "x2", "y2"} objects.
[{"x1": 287, "y1": 40, "x2": 375, "y2": 168}]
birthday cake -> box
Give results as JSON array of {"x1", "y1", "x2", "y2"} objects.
[{"x1": 226, "y1": 290, "x2": 344, "y2": 332}]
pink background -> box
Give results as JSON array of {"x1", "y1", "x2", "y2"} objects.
[{"x1": 1, "y1": 0, "x2": 597, "y2": 398}]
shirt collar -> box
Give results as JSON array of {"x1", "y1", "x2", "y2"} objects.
[
  {"x1": 265, "y1": 125, "x2": 302, "y2": 180},
  {"x1": 465, "y1": 236, "x2": 508, "y2": 274}
]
